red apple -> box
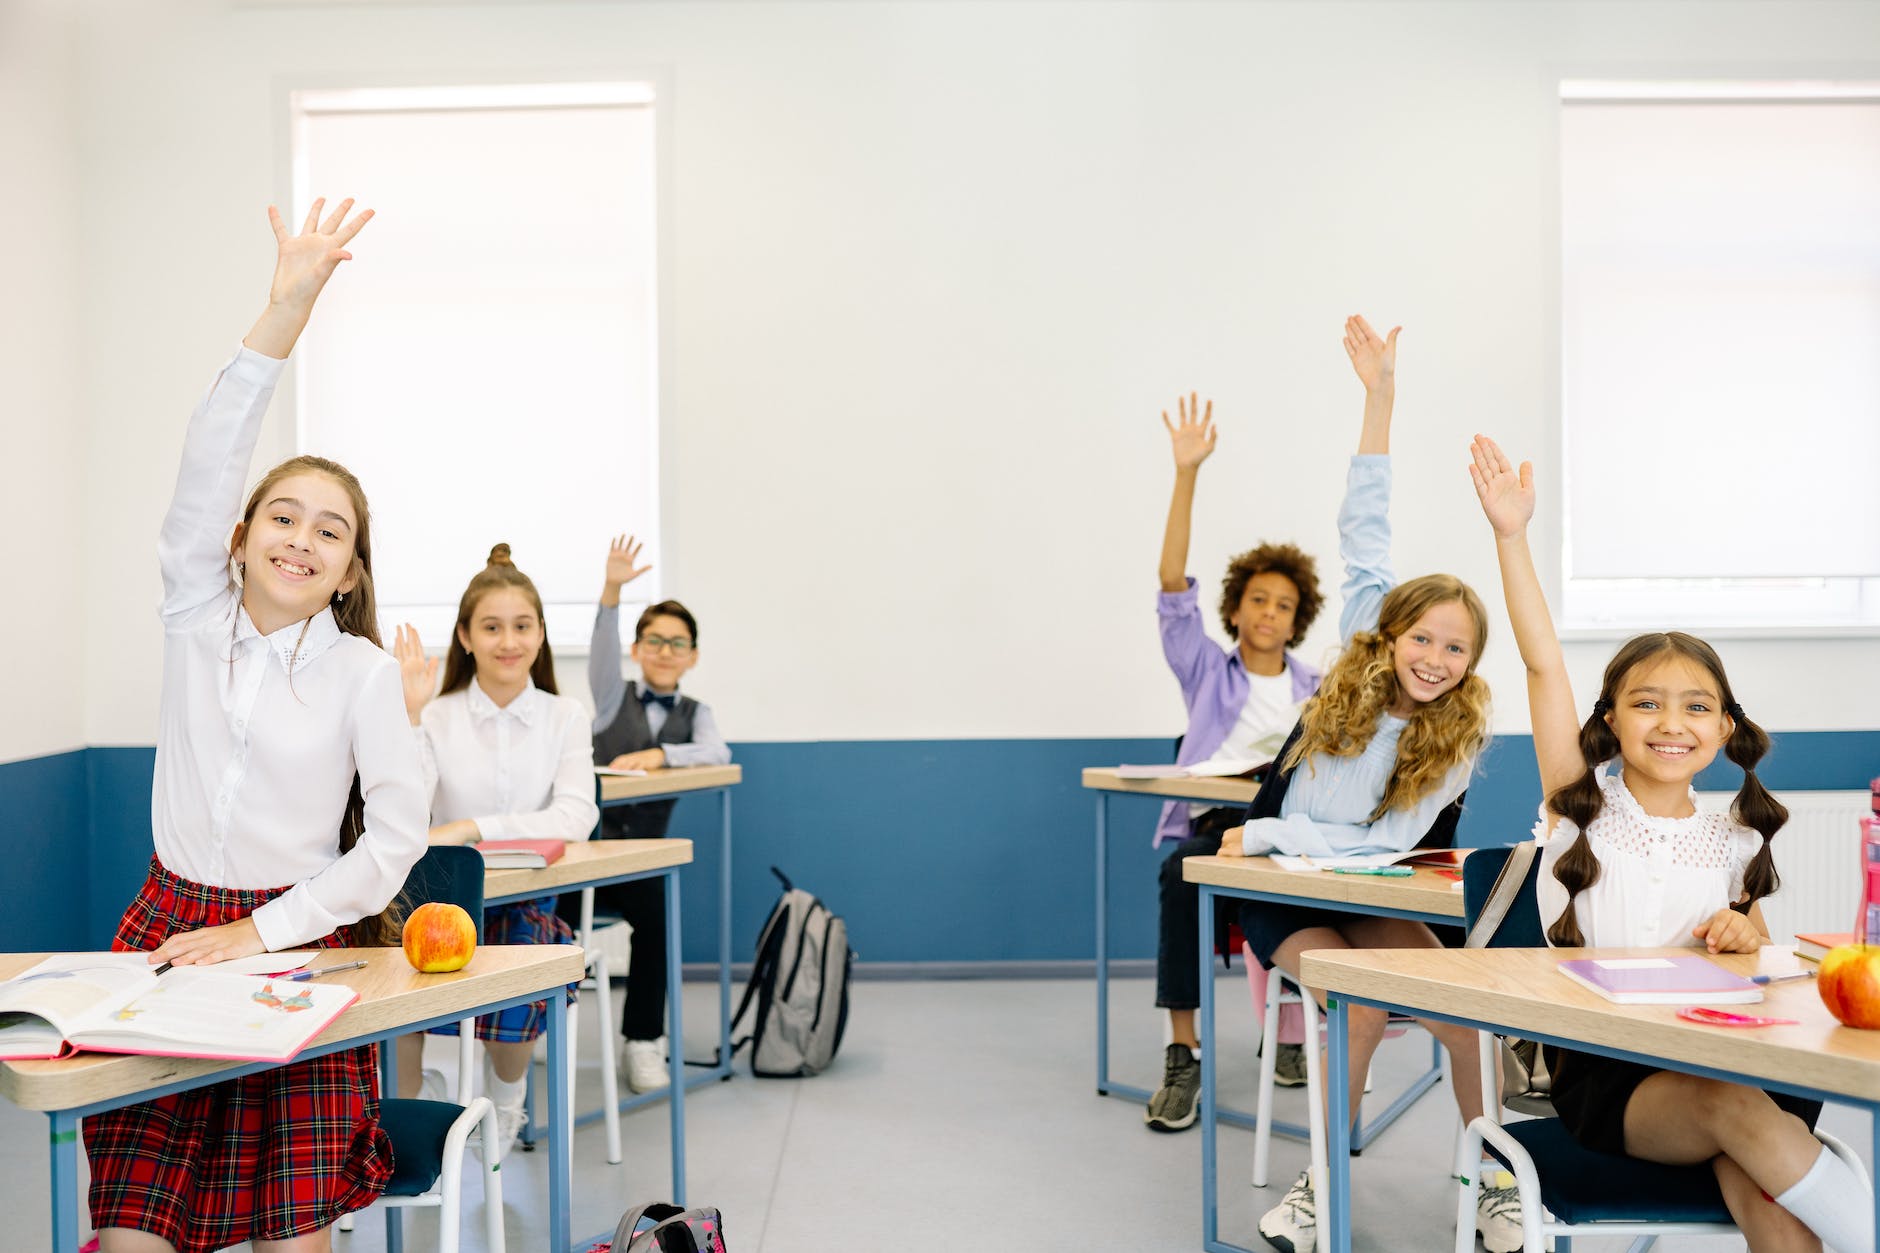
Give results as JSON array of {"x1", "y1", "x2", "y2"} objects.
[
  {"x1": 1817, "y1": 944, "x2": 1880, "y2": 1029},
  {"x1": 402, "y1": 902, "x2": 477, "y2": 973}
]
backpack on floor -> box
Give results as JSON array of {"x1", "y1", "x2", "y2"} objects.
[
  {"x1": 729, "y1": 866, "x2": 853, "y2": 1077},
  {"x1": 584, "y1": 1202, "x2": 727, "y2": 1253}
]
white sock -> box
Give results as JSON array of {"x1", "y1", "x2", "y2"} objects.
[
  {"x1": 484, "y1": 1064, "x2": 527, "y2": 1112},
  {"x1": 1776, "y1": 1144, "x2": 1874, "y2": 1253}
]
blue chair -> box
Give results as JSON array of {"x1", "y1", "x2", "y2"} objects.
[
  {"x1": 339, "y1": 845, "x2": 505, "y2": 1253},
  {"x1": 1451, "y1": 845, "x2": 1868, "y2": 1253}
]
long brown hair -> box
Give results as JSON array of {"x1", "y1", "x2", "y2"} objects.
[
  {"x1": 438, "y1": 544, "x2": 559, "y2": 697},
  {"x1": 1544, "y1": 632, "x2": 1786, "y2": 947},
  {"x1": 1284, "y1": 574, "x2": 1491, "y2": 820},
  {"x1": 235, "y1": 455, "x2": 402, "y2": 944}
]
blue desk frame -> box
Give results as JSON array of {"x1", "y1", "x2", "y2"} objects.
[
  {"x1": 26, "y1": 857, "x2": 685, "y2": 1253},
  {"x1": 1313, "y1": 969, "x2": 1880, "y2": 1253},
  {"x1": 1195, "y1": 879, "x2": 1455, "y2": 1253}
]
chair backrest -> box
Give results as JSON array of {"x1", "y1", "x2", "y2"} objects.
[
  {"x1": 402, "y1": 845, "x2": 486, "y2": 943},
  {"x1": 1462, "y1": 845, "x2": 1547, "y2": 948}
]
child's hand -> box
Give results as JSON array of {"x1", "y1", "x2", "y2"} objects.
[
  {"x1": 393, "y1": 624, "x2": 438, "y2": 724},
  {"x1": 1467, "y1": 434, "x2": 1535, "y2": 538},
  {"x1": 266, "y1": 198, "x2": 374, "y2": 313},
  {"x1": 1218, "y1": 828, "x2": 1247, "y2": 857},
  {"x1": 147, "y1": 917, "x2": 267, "y2": 967},
  {"x1": 1343, "y1": 314, "x2": 1400, "y2": 394},
  {"x1": 1693, "y1": 909, "x2": 1763, "y2": 954},
  {"x1": 603, "y1": 534, "x2": 653, "y2": 591},
  {"x1": 610, "y1": 748, "x2": 667, "y2": 772},
  {"x1": 1161, "y1": 393, "x2": 1218, "y2": 472}
]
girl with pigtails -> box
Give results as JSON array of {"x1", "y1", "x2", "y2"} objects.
[{"x1": 1470, "y1": 432, "x2": 1872, "y2": 1253}]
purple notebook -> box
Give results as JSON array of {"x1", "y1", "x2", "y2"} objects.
[{"x1": 1557, "y1": 956, "x2": 1763, "y2": 1005}]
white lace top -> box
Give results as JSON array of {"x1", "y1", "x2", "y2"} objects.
[{"x1": 1534, "y1": 763, "x2": 1765, "y2": 948}]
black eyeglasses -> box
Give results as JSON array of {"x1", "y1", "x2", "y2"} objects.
[{"x1": 638, "y1": 634, "x2": 695, "y2": 655}]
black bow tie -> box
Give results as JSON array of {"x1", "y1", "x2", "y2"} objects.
[{"x1": 640, "y1": 689, "x2": 676, "y2": 711}]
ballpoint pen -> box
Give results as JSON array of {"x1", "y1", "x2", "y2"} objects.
[
  {"x1": 1331, "y1": 866, "x2": 1414, "y2": 877},
  {"x1": 280, "y1": 959, "x2": 371, "y2": 982},
  {"x1": 1749, "y1": 970, "x2": 1817, "y2": 986}
]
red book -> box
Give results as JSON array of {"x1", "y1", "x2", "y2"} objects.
[
  {"x1": 1795, "y1": 932, "x2": 1854, "y2": 964},
  {"x1": 475, "y1": 839, "x2": 567, "y2": 870}
]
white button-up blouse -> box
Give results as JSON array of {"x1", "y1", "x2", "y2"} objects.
[
  {"x1": 152, "y1": 348, "x2": 429, "y2": 952},
  {"x1": 1536, "y1": 763, "x2": 1763, "y2": 948},
  {"x1": 416, "y1": 678, "x2": 600, "y2": 843}
]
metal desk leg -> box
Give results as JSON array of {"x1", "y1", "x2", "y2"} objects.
[
  {"x1": 666, "y1": 866, "x2": 688, "y2": 1205},
  {"x1": 548, "y1": 991, "x2": 570, "y2": 1253},
  {"x1": 1199, "y1": 883, "x2": 1219, "y2": 1250},
  {"x1": 1095, "y1": 793, "x2": 1110, "y2": 1096},
  {"x1": 1326, "y1": 997, "x2": 1353, "y2": 1253},
  {"x1": 50, "y1": 1110, "x2": 79, "y2": 1253},
  {"x1": 718, "y1": 789, "x2": 733, "y2": 1075},
  {"x1": 380, "y1": 1042, "x2": 403, "y2": 1253}
]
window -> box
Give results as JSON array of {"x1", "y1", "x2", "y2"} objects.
[
  {"x1": 291, "y1": 82, "x2": 660, "y2": 647},
  {"x1": 1559, "y1": 81, "x2": 1880, "y2": 633}
]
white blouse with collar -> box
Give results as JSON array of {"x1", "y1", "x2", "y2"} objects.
[
  {"x1": 153, "y1": 348, "x2": 429, "y2": 952},
  {"x1": 1535, "y1": 763, "x2": 1764, "y2": 949},
  {"x1": 416, "y1": 678, "x2": 600, "y2": 843}
]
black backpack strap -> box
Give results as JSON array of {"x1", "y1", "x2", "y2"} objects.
[{"x1": 1244, "y1": 718, "x2": 1306, "y2": 821}]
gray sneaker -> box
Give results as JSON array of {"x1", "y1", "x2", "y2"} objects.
[
  {"x1": 1272, "y1": 1041, "x2": 1308, "y2": 1088},
  {"x1": 1143, "y1": 1043, "x2": 1200, "y2": 1132},
  {"x1": 1258, "y1": 1169, "x2": 1315, "y2": 1253}
]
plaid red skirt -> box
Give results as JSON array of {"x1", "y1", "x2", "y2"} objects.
[
  {"x1": 83, "y1": 857, "x2": 392, "y2": 1253},
  {"x1": 429, "y1": 896, "x2": 578, "y2": 1043}
]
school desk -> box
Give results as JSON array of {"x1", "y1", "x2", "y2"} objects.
[
  {"x1": 1298, "y1": 945, "x2": 1880, "y2": 1253},
  {"x1": 596, "y1": 764, "x2": 742, "y2": 1097},
  {"x1": 1184, "y1": 854, "x2": 1466, "y2": 1253},
  {"x1": 1, "y1": 944, "x2": 587, "y2": 1253},
  {"x1": 1080, "y1": 767, "x2": 1259, "y2": 1106}
]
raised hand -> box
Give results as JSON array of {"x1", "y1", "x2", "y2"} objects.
[
  {"x1": 603, "y1": 534, "x2": 653, "y2": 591},
  {"x1": 243, "y1": 197, "x2": 375, "y2": 360},
  {"x1": 394, "y1": 623, "x2": 439, "y2": 724},
  {"x1": 1467, "y1": 434, "x2": 1535, "y2": 539},
  {"x1": 1343, "y1": 314, "x2": 1401, "y2": 394},
  {"x1": 1161, "y1": 393, "x2": 1218, "y2": 472}
]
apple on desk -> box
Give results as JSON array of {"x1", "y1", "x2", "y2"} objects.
[
  {"x1": 1817, "y1": 944, "x2": 1880, "y2": 1029},
  {"x1": 402, "y1": 902, "x2": 477, "y2": 973}
]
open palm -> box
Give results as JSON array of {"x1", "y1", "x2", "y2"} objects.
[
  {"x1": 1343, "y1": 314, "x2": 1400, "y2": 392},
  {"x1": 604, "y1": 534, "x2": 652, "y2": 587},
  {"x1": 1468, "y1": 434, "x2": 1535, "y2": 537},
  {"x1": 266, "y1": 197, "x2": 374, "y2": 310},
  {"x1": 1161, "y1": 392, "x2": 1218, "y2": 471}
]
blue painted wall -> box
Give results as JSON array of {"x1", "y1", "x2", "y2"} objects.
[{"x1": 3, "y1": 733, "x2": 1877, "y2": 960}]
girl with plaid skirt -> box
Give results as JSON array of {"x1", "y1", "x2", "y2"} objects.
[
  {"x1": 85, "y1": 199, "x2": 430, "y2": 1253},
  {"x1": 391, "y1": 547, "x2": 599, "y2": 1161}
]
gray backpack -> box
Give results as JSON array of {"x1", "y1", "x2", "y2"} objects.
[
  {"x1": 587, "y1": 1202, "x2": 726, "y2": 1253},
  {"x1": 730, "y1": 867, "x2": 852, "y2": 1077}
]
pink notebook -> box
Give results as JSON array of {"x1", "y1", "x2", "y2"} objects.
[{"x1": 1557, "y1": 955, "x2": 1762, "y2": 1005}]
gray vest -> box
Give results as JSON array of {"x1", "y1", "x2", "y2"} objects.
[{"x1": 593, "y1": 684, "x2": 698, "y2": 839}]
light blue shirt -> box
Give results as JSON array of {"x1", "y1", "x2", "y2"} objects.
[{"x1": 1239, "y1": 455, "x2": 1475, "y2": 857}]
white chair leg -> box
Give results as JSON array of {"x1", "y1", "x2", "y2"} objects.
[
  {"x1": 1299, "y1": 987, "x2": 1329, "y2": 1199},
  {"x1": 1252, "y1": 965, "x2": 1284, "y2": 1188},
  {"x1": 483, "y1": 1100, "x2": 507, "y2": 1253},
  {"x1": 593, "y1": 950, "x2": 623, "y2": 1163},
  {"x1": 1453, "y1": 1117, "x2": 1486, "y2": 1253},
  {"x1": 338, "y1": 1212, "x2": 354, "y2": 1233}
]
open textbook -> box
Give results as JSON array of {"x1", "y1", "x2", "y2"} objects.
[
  {"x1": 1266, "y1": 848, "x2": 1470, "y2": 873},
  {"x1": 0, "y1": 951, "x2": 356, "y2": 1063},
  {"x1": 1114, "y1": 761, "x2": 1261, "y2": 780}
]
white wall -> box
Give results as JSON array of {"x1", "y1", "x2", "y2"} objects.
[
  {"x1": 0, "y1": 0, "x2": 86, "y2": 764},
  {"x1": 66, "y1": 0, "x2": 1880, "y2": 749}
]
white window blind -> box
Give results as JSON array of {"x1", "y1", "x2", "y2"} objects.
[
  {"x1": 291, "y1": 83, "x2": 659, "y2": 645},
  {"x1": 1561, "y1": 89, "x2": 1880, "y2": 593}
]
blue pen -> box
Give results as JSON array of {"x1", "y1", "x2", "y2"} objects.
[
  {"x1": 283, "y1": 959, "x2": 370, "y2": 982},
  {"x1": 1331, "y1": 866, "x2": 1414, "y2": 877},
  {"x1": 1749, "y1": 970, "x2": 1816, "y2": 986}
]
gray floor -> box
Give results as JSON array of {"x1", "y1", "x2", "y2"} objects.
[{"x1": 3, "y1": 975, "x2": 1869, "y2": 1251}]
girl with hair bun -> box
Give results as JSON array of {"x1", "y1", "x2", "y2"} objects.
[
  {"x1": 1220, "y1": 317, "x2": 1514, "y2": 1253},
  {"x1": 392, "y1": 543, "x2": 598, "y2": 1161},
  {"x1": 1471, "y1": 433, "x2": 1871, "y2": 1253}
]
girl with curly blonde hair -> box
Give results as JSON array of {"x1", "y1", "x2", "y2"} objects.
[{"x1": 1219, "y1": 316, "x2": 1511, "y2": 1253}]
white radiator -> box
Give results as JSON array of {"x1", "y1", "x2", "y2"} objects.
[{"x1": 1696, "y1": 790, "x2": 1871, "y2": 944}]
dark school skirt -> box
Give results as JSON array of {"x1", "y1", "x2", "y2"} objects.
[
  {"x1": 1237, "y1": 899, "x2": 1382, "y2": 969},
  {"x1": 428, "y1": 896, "x2": 579, "y2": 1044},
  {"x1": 83, "y1": 856, "x2": 393, "y2": 1253},
  {"x1": 1546, "y1": 1045, "x2": 1823, "y2": 1157}
]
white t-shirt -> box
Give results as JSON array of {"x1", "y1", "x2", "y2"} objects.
[{"x1": 1188, "y1": 669, "x2": 1302, "y2": 818}]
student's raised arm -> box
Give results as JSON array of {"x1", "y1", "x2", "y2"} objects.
[
  {"x1": 1335, "y1": 315, "x2": 1401, "y2": 642},
  {"x1": 590, "y1": 534, "x2": 652, "y2": 733},
  {"x1": 1469, "y1": 434, "x2": 1582, "y2": 799},
  {"x1": 159, "y1": 200, "x2": 372, "y2": 624},
  {"x1": 1157, "y1": 393, "x2": 1217, "y2": 593}
]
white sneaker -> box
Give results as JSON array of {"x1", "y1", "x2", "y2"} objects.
[
  {"x1": 623, "y1": 1038, "x2": 669, "y2": 1093},
  {"x1": 474, "y1": 1054, "x2": 528, "y2": 1163},
  {"x1": 1258, "y1": 1169, "x2": 1315, "y2": 1253},
  {"x1": 416, "y1": 1067, "x2": 448, "y2": 1103},
  {"x1": 1477, "y1": 1170, "x2": 1545, "y2": 1253}
]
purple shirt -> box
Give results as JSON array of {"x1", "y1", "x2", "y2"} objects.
[{"x1": 1153, "y1": 577, "x2": 1322, "y2": 847}]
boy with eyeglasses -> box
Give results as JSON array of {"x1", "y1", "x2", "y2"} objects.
[{"x1": 560, "y1": 534, "x2": 731, "y2": 1091}]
